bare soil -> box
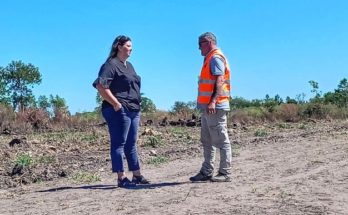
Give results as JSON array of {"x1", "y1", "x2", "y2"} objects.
[{"x1": 0, "y1": 120, "x2": 347, "y2": 215}]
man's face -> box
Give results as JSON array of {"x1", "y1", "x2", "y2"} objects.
[{"x1": 198, "y1": 38, "x2": 211, "y2": 56}]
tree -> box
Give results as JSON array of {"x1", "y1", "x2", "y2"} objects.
[
  {"x1": 1, "y1": 60, "x2": 42, "y2": 111},
  {"x1": 0, "y1": 67, "x2": 10, "y2": 105},
  {"x1": 96, "y1": 93, "x2": 103, "y2": 106},
  {"x1": 94, "y1": 93, "x2": 103, "y2": 112},
  {"x1": 274, "y1": 94, "x2": 283, "y2": 105},
  {"x1": 263, "y1": 94, "x2": 279, "y2": 112},
  {"x1": 337, "y1": 78, "x2": 348, "y2": 92},
  {"x1": 171, "y1": 101, "x2": 192, "y2": 114},
  {"x1": 50, "y1": 94, "x2": 68, "y2": 112},
  {"x1": 336, "y1": 78, "x2": 348, "y2": 107},
  {"x1": 323, "y1": 78, "x2": 348, "y2": 107},
  {"x1": 285, "y1": 96, "x2": 297, "y2": 104},
  {"x1": 50, "y1": 94, "x2": 69, "y2": 120},
  {"x1": 23, "y1": 94, "x2": 37, "y2": 109},
  {"x1": 141, "y1": 94, "x2": 156, "y2": 113},
  {"x1": 295, "y1": 93, "x2": 306, "y2": 104},
  {"x1": 229, "y1": 96, "x2": 252, "y2": 110},
  {"x1": 309, "y1": 80, "x2": 322, "y2": 103},
  {"x1": 37, "y1": 95, "x2": 51, "y2": 111}
]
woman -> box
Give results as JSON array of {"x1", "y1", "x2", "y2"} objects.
[{"x1": 93, "y1": 35, "x2": 149, "y2": 188}]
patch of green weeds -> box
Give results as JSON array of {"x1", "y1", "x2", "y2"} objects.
[
  {"x1": 80, "y1": 134, "x2": 99, "y2": 143},
  {"x1": 277, "y1": 123, "x2": 291, "y2": 129},
  {"x1": 147, "y1": 156, "x2": 169, "y2": 166},
  {"x1": 170, "y1": 127, "x2": 187, "y2": 137},
  {"x1": 144, "y1": 135, "x2": 164, "y2": 148},
  {"x1": 298, "y1": 123, "x2": 307, "y2": 129},
  {"x1": 254, "y1": 129, "x2": 268, "y2": 137},
  {"x1": 70, "y1": 172, "x2": 101, "y2": 183},
  {"x1": 14, "y1": 153, "x2": 34, "y2": 167}
]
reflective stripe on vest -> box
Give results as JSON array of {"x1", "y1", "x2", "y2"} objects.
[{"x1": 197, "y1": 49, "x2": 231, "y2": 106}]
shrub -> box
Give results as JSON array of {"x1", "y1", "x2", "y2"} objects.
[
  {"x1": 275, "y1": 104, "x2": 300, "y2": 122},
  {"x1": 245, "y1": 107, "x2": 267, "y2": 119},
  {"x1": 16, "y1": 108, "x2": 50, "y2": 130},
  {"x1": 230, "y1": 97, "x2": 252, "y2": 110},
  {"x1": 300, "y1": 103, "x2": 330, "y2": 119},
  {"x1": 229, "y1": 109, "x2": 251, "y2": 125},
  {"x1": 170, "y1": 101, "x2": 196, "y2": 119},
  {"x1": 0, "y1": 103, "x2": 15, "y2": 129},
  {"x1": 323, "y1": 104, "x2": 348, "y2": 119},
  {"x1": 141, "y1": 96, "x2": 156, "y2": 113},
  {"x1": 230, "y1": 107, "x2": 269, "y2": 125}
]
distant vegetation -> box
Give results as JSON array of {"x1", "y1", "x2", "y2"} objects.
[{"x1": 1, "y1": 60, "x2": 347, "y2": 133}]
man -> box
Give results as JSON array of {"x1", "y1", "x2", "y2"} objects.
[{"x1": 190, "y1": 32, "x2": 232, "y2": 182}]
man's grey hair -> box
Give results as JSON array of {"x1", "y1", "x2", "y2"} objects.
[{"x1": 199, "y1": 32, "x2": 217, "y2": 44}]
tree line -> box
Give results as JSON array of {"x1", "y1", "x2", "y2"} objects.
[{"x1": 1, "y1": 60, "x2": 347, "y2": 118}]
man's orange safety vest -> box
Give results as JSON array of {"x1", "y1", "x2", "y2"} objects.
[{"x1": 197, "y1": 49, "x2": 231, "y2": 109}]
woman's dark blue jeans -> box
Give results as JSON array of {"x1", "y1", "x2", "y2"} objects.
[{"x1": 102, "y1": 106, "x2": 140, "y2": 173}]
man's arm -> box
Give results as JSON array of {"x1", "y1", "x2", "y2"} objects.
[
  {"x1": 207, "y1": 55, "x2": 226, "y2": 113},
  {"x1": 210, "y1": 75, "x2": 225, "y2": 104},
  {"x1": 207, "y1": 75, "x2": 225, "y2": 113}
]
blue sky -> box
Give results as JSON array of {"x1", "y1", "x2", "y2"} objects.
[{"x1": 1, "y1": 0, "x2": 347, "y2": 113}]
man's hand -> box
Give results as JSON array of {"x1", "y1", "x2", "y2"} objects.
[{"x1": 207, "y1": 101, "x2": 216, "y2": 114}]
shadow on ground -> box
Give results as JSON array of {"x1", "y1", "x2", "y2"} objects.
[{"x1": 37, "y1": 181, "x2": 190, "y2": 192}]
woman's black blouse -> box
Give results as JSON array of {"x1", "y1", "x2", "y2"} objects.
[{"x1": 93, "y1": 58, "x2": 141, "y2": 111}]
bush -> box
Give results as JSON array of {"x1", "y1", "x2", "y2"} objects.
[
  {"x1": 0, "y1": 103, "x2": 15, "y2": 129},
  {"x1": 230, "y1": 97, "x2": 252, "y2": 110},
  {"x1": 230, "y1": 107, "x2": 269, "y2": 125},
  {"x1": 229, "y1": 109, "x2": 250, "y2": 125},
  {"x1": 321, "y1": 104, "x2": 348, "y2": 119},
  {"x1": 300, "y1": 103, "x2": 331, "y2": 119},
  {"x1": 141, "y1": 96, "x2": 156, "y2": 113},
  {"x1": 170, "y1": 101, "x2": 196, "y2": 119},
  {"x1": 275, "y1": 104, "x2": 300, "y2": 122},
  {"x1": 16, "y1": 108, "x2": 50, "y2": 130},
  {"x1": 245, "y1": 107, "x2": 268, "y2": 120}
]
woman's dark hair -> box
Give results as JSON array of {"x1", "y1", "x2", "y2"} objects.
[{"x1": 107, "y1": 35, "x2": 131, "y2": 61}]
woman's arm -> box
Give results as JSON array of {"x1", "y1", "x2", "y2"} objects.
[{"x1": 96, "y1": 84, "x2": 122, "y2": 111}]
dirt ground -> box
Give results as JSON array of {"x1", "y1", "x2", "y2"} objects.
[{"x1": 0, "y1": 120, "x2": 347, "y2": 215}]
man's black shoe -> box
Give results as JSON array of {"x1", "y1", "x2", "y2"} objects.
[
  {"x1": 189, "y1": 171, "x2": 212, "y2": 182},
  {"x1": 211, "y1": 172, "x2": 231, "y2": 182}
]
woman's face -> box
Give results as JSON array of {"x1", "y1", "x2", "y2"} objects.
[{"x1": 118, "y1": 41, "x2": 132, "y2": 58}]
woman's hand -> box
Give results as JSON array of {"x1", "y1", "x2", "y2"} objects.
[{"x1": 113, "y1": 102, "x2": 122, "y2": 112}]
